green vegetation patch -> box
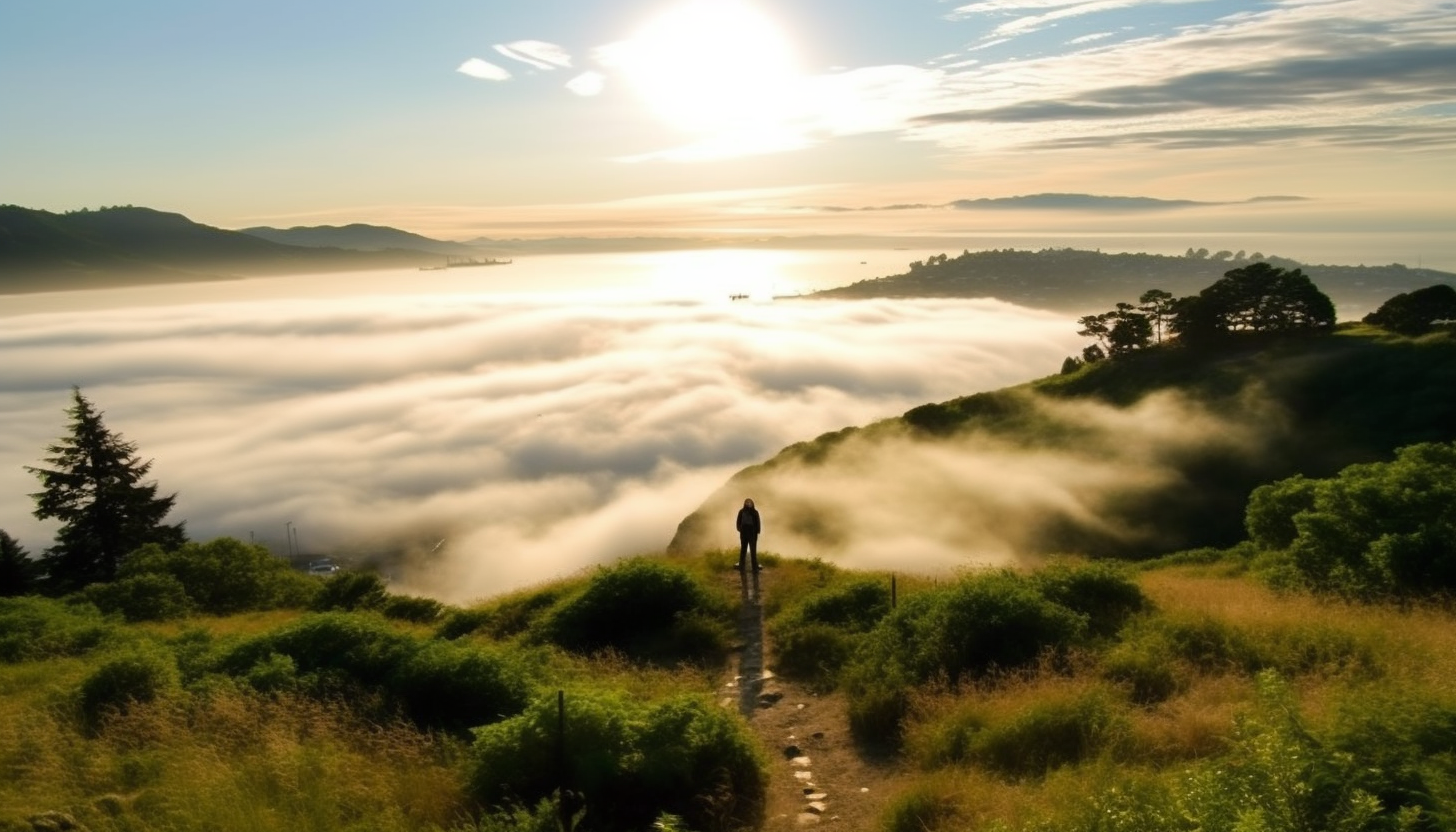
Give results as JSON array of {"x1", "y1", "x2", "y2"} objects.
[
  {"x1": 1248, "y1": 441, "x2": 1456, "y2": 600},
  {"x1": 770, "y1": 576, "x2": 892, "y2": 689},
  {"x1": 842, "y1": 566, "x2": 1145, "y2": 748},
  {"x1": 0, "y1": 596, "x2": 116, "y2": 663},
  {"x1": 540, "y1": 557, "x2": 731, "y2": 666},
  {"x1": 471, "y1": 689, "x2": 767, "y2": 832},
  {"x1": 217, "y1": 611, "x2": 536, "y2": 733}
]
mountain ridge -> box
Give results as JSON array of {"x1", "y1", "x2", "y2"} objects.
[{"x1": 0, "y1": 205, "x2": 441, "y2": 293}]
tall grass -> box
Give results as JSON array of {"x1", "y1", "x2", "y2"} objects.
[{"x1": 1, "y1": 686, "x2": 471, "y2": 832}]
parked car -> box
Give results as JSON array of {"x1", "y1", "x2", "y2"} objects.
[{"x1": 307, "y1": 559, "x2": 339, "y2": 575}]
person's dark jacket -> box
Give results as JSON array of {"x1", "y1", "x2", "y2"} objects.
[{"x1": 736, "y1": 506, "x2": 761, "y2": 537}]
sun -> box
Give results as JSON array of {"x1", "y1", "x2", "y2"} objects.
[{"x1": 615, "y1": 0, "x2": 802, "y2": 136}]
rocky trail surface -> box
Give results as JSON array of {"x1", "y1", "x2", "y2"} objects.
[{"x1": 717, "y1": 568, "x2": 907, "y2": 829}]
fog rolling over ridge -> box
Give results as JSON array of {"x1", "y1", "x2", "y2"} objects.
[
  {"x1": 0, "y1": 292, "x2": 1084, "y2": 601},
  {"x1": 669, "y1": 387, "x2": 1279, "y2": 570}
]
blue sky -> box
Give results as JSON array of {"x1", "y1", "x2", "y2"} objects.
[{"x1": 2, "y1": 0, "x2": 1452, "y2": 242}]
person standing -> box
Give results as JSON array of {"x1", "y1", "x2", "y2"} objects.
[{"x1": 736, "y1": 498, "x2": 761, "y2": 572}]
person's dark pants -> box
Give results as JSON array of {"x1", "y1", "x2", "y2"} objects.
[{"x1": 738, "y1": 534, "x2": 759, "y2": 570}]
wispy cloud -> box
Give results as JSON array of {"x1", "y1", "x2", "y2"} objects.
[
  {"x1": 456, "y1": 58, "x2": 511, "y2": 81},
  {"x1": 949, "y1": 0, "x2": 1207, "y2": 35},
  {"x1": 908, "y1": 0, "x2": 1456, "y2": 153},
  {"x1": 566, "y1": 71, "x2": 605, "y2": 96},
  {"x1": 493, "y1": 40, "x2": 573, "y2": 70}
]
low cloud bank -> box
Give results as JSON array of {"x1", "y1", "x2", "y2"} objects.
[
  {"x1": 671, "y1": 387, "x2": 1284, "y2": 572},
  {"x1": 0, "y1": 294, "x2": 1079, "y2": 601}
]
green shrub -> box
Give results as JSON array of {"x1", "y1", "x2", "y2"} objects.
[
  {"x1": 122, "y1": 537, "x2": 316, "y2": 614},
  {"x1": 1101, "y1": 632, "x2": 1185, "y2": 705},
  {"x1": 857, "y1": 571, "x2": 1086, "y2": 687},
  {"x1": 769, "y1": 578, "x2": 892, "y2": 688},
  {"x1": 1247, "y1": 443, "x2": 1456, "y2": 600},
  {"x1": 437, "y1": 606, "x2": 495, "y2": 640},
  {"x1": 471, "y1": 690, "x2": 766, "y2": 832},
  {"x1": 795, "y1": 577, "x2": 892, "y2": 631},
  {"x1": 220, "y1": 612, "x2": 412, "y2": 692},
  {"x1": 1151, "y1": 614, "x2": 1262, "y2": 674},
  {"x1": 1177, "y1": 671, "x2": 1420, "y2": 832},
  {"x1": 845, "y1": 671, "x2": 913, "y2": 751},
  {"x1": 219, "y1": 612, "x2": 533, "y2": 732},
  {"x1": 542, "y1": 558, "x2": 728, "y2": 664},
  {"x1": 968, "y1": 690, "x2": 1128, "y2": 778},
  {"x1": 841, "y1": 570, "x2": 1089, "y2": 748},
  {"x1": 0, "y1": 595, "x2": 114, "y2": 662},
  {"x1": 242, "y1": 651, "x2": 299, "y2": 694},
  {"x1": 907, "y1": 705, "x2": 988, "y2": 770},
  {"x1": 79, "y1": 645, "x2": 179, "y2": 731},
  {"x1": 771, "y1": 621, "x2": 860, "y2": 690},
  {"x1": 380, "y1": 593, "x2": 445, "y2": 623},
  {"x1": 880, "y1": 780, "x2": 961, "y2": 832},
  {"x1": 392, "y1": 640, "x2": 534, "y2": 732},
  {"x1": 1032, "y1": 561, "x2": 1148, "y2": 638},
  {"x1": 310, "y1": 571, "x2": 389, "y2": 612},
  {"x1": 1325, "y1": 685, "x2": 1456, "y2": 826},
  {"x1": 82, "y1": 573, "x2": 193, "y2": 621}
]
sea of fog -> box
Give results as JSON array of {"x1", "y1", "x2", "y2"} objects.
[
  {"x1": 1, "y1": 235, "x2": 1440, "y2": 600},
  {"x1": 1, "y1": 248, "x2": 1090, "y2": 599}
]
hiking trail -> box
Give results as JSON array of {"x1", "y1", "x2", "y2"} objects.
[{"x1": 716, "y1": 567, "x2": 907, "y2": 829}]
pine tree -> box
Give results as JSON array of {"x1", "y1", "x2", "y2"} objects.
[
  {"x1": 27, "y1": 388, "x2": 186, "y2": 591},
  {"x1": 0, "y1": 530, "x2": 37, "y2": 597}
]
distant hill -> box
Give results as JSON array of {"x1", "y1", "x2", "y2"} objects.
[
  {"x1": 0, "y1": 205, "x2": 439, "y2": 293},
  {"x1": 806, "y1": 247, "x2": 1456, "y2": 317},
  {"x1": 668, "y1": 328, "x2": 1456, "y2": 563},
  {"x1": 240, "y1": 223, "x2": 481, "y2": 256}
]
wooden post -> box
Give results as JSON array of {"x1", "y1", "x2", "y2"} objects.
[{"x1": 891, "y1": 573, "x2": 897, "y2": 609}]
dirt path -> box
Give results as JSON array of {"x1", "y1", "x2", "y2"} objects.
[{"x1": 717, "y1": 568, "x2": 907, "y2": 829}]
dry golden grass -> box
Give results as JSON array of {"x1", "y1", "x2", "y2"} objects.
[
  {"x1": 1140, "y1": 566, "x2": 1456, "y2": 690},
  {"x1": 133, "y1": 608, "x2": 305, "y2": 640},
  {"x1": 1, "y1": 685, "x2": 470, "y2": 832}
]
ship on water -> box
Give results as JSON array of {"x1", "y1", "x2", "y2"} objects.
[{"x1": 420, "y1": 255, "x2": 513, "y2": 271}]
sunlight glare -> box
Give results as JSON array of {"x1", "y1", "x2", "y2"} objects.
[
  {"x1": 637, "y1": 248, "x2": 795, "y2": 300},
  {"x1": 618, "y1": 0, "x2": 803, "y2": 136}
]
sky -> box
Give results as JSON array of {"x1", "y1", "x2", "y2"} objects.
[{"x1": 2, "y1": 0, "x2": 1453, "y2": 245}]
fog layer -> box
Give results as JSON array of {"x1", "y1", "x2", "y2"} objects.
[{"x1": 0, "y1": 292, "x2": 1079, "y2": 600}]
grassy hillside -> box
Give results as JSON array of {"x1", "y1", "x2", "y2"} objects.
[
  {"x1": 669, "y1": 327, "x2": 1456, "y2": 561},
  {"x1": 7, "y1": 549, "x2": 1456, "y2": 832}
]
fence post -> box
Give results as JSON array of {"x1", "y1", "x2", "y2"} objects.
[{"x1": 891, "y1": 573, "x2": 897, "y2": 609}]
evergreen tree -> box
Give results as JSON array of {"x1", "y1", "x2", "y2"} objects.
[
  {"x1": 27, "y1": 388, "x2": 186, "y2": 591},
  {"x1": 1170, "y1": 262, "x2": 1335, "y2": 347},
  {"x1": 0, "y1": 530, "x2": 37, "y2": 597}
]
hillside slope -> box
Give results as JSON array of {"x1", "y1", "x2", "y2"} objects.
[
  {"x1": 668, "y1": 328, "x2": 1456, "y2": 566},
  {"x1": 0, "y1": 205, "x2": 437, "y2": 293},
  {"x1": 240, "y1": 223, "x2": 480, "y2": 255},
  {"x1": 807, "y1": 248, "x2": 1455, "y2": 317}
]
